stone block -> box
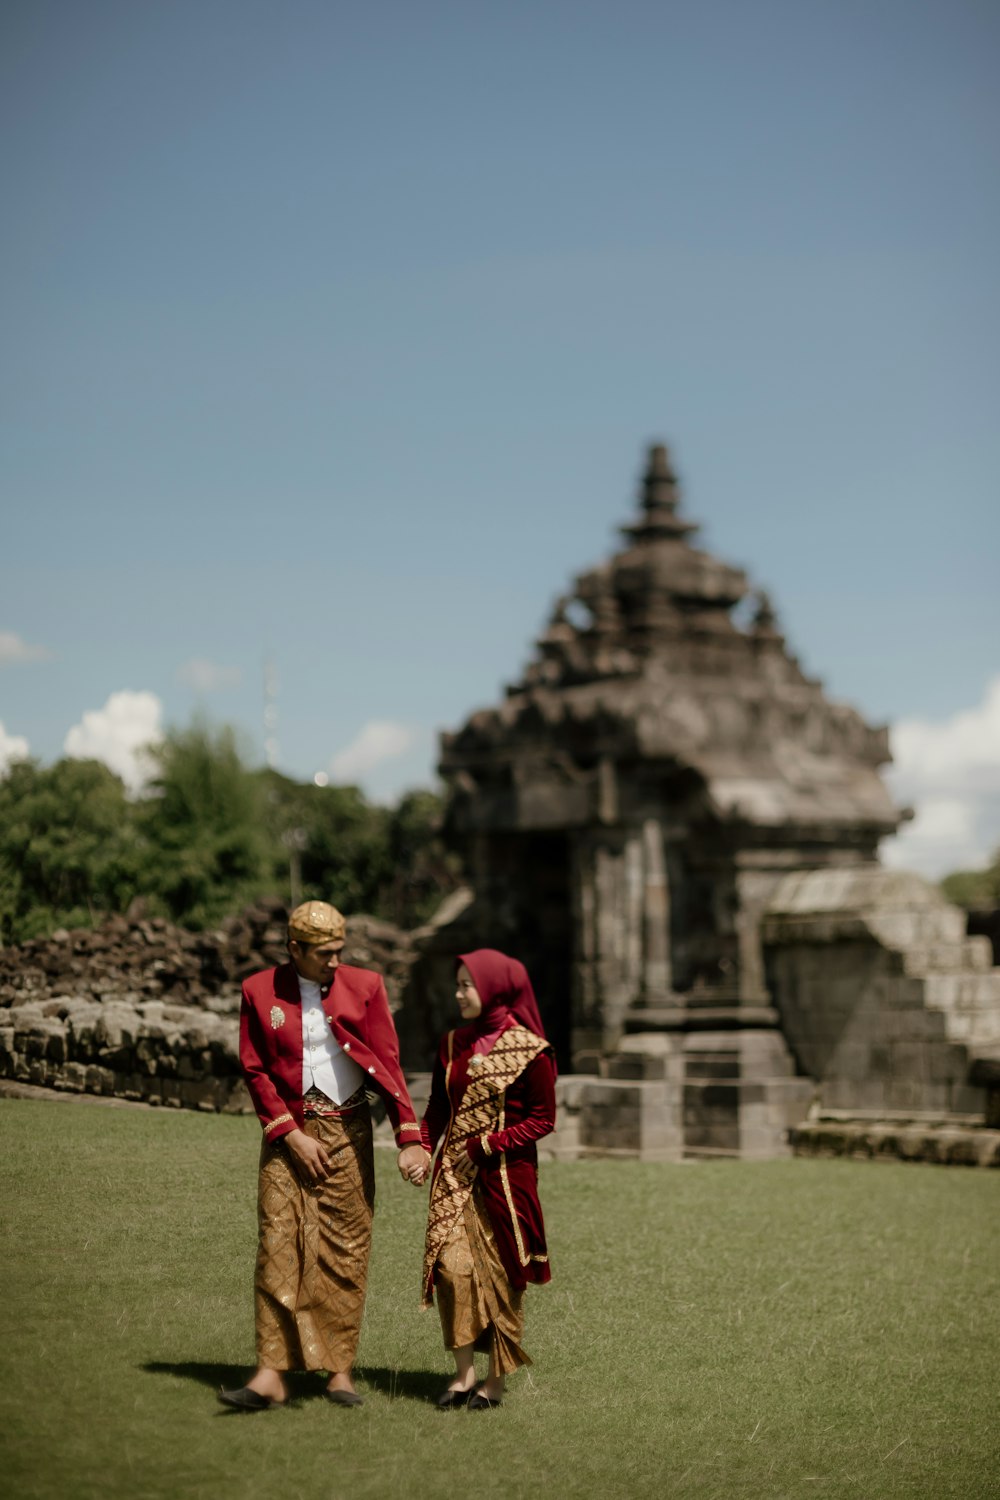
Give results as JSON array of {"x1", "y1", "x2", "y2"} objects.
[
  {"x1": 683, "y1": 1052, "x2": 739, "y2": 1081},
  {"x1": 605, "y1": 1051, "x2": 663, "y2": 1081},
  {"x1": 58, "y1": 1062, "x2": 87, "y2": 1091},
  {"x1": 84, "y1": 1064, "x2": 114, "y2": 1094},
  {"x1": 885, "y1": 1078, "x2": 928, "y2": 1111},
  {"x1": 554, "y1": 1076, "x2": 593, "y2": 1111},
  {"x1": 890, "y1": 1042, "x2": 931, "y2": 1080},
  {"x1": 739, "y1": 1126, "x2": 792, "y2": 1160}
]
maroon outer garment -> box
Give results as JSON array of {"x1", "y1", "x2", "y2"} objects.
[
  {"x1": 240, "y1": 961, "x2": 422, "y2": 1149},
  {"x1": 421, "y1": 949, "x2": 556, "y2": 1290}
]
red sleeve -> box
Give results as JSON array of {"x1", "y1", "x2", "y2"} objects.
[
  {"x1": 239, "y1": 987, "x2": 297, "y2": 1143},
  {"x1": 421, "y1": 1041, "x2": 451, "y2": 1156},
  {"x1": 363, "y1": 974, "x2": 422, "y2": 1148},
  {"x1": 466, "y1": 1050, "x2": 556, "y2": 1165}
]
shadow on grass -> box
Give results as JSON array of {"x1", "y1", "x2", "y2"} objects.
[
  {"x1": 142, "y1": 1361, "x2": 442, "y2": 1406},
  {"x1": 355, "y1": 1365, "x2": 443, "y2": 1403}
]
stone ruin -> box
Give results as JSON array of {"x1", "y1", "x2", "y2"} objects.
[{"x1": 425, "y1": 443, "x2": 1000, "y2": 1163}]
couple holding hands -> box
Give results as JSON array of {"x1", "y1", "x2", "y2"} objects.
[{"x1": 219, "y1": 900, "x2": 555, "y2": 1414}]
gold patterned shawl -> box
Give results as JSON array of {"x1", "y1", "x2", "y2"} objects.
[{"x1": 422, "y1": 1024, "x2": 548, "y2": 1304}]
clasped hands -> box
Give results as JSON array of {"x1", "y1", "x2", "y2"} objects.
[
  {"x1": 398, "y1": 1142, "x2": 476, "y2": 1186},
  {"x1": 398, "y1": 1143, "x2": 432, "y2": 1185}
]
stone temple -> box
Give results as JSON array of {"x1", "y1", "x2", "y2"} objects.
[{"x1": 423, "y1": 444, "x2": 1000, "y2": 1160}]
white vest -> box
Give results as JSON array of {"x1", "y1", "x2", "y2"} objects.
[{"x1": 299, "y1": 977, "x2": 364, "y2": 1103}]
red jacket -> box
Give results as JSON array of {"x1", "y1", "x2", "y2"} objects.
[{"x1": 239, "y1": 961, "x2": 422, "y2": 1150}]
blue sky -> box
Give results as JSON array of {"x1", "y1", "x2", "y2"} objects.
[{"x1": 1, "y1": 0, "x2": 998, "y2": 876}]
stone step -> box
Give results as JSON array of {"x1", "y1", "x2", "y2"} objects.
[
  {"x1": 790, "y1": 1119, "x2": 1000, "y2": 1168},
  {"x1": 902, "y1": 937, "x2": 994, "y2": 975},
  {"x1": 938, "y1": 1012, "x2": 1000, "y2": 1048},
  {"x1": 684, "y1": 1054, "x2": 739, "y2": 1080},
  {"x1": 630, "y1": 1005, "x2": 780, "y2": 1029},
  {"x1": 922, "y1": 973, "x2": 1000, "y2": 1010},
  {"x1": 868, "y1": 906, "x2": 969, "y2": 949}
]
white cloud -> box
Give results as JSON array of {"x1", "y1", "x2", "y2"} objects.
[
  {"x1": 881, "y1": 676, "x2": 1000, "y2": 879},
  {"x1": 176, "y1": 657, "x2": 243, "y2": 692},
  {"x1": 0, "y1": 630, "x2": 51, "y2": 665},
  {"x1": 329, "y1": 720, "x2": 418, "y2": 782},
  {"x1": 64, "y1": 690, "x2": 164, "y2": 794},
  {"x1": 0, "y1": 720, "x2": 30, "y2": 775}
]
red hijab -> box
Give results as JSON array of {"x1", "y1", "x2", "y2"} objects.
[{"x1": 456, "y1": 948, "x2": 548, "y2": 1057}]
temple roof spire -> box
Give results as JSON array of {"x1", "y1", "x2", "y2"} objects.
[{"x1": 622, "y1": 442, "x2": 698, "y2": 542}]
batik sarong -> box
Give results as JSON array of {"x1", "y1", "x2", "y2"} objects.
[
  {"x1": 254, "y1": 1089, "x2": 374, "y2": 1372},
  {"x1": 434, "y1": 1181, "x2": 530, "y2": 1373}
]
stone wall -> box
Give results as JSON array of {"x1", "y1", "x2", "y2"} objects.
[{"x1": 0, "y1": 902, "x2": 421, "y2": 1111}]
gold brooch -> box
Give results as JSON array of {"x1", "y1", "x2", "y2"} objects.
[{"x1": 270, "y1": 1006, "x2": 285, "y2": 1030}]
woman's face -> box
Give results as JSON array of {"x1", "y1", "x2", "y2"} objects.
[{"x1": 456, "y1": 964, "x2": 483, "y2": 1021}]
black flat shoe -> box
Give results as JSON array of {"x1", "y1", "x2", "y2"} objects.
[
  {"x1": 323, "y1": 1388, "x2": 364, "y2": 1407},
  {"x1": 467, "y1": 1391, "x2": 502, "y2": 1411},
  {"x1": 436, "y1": 1387, "x2": 474, "y2": 1409},
  {"x1": 217, "y1": 1386, "x2": 280, "y2": 1412}
]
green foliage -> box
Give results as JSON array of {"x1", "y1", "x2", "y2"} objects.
[
  {"x1": 0, "y1": 719, "x2": 462, "y2": 941},
  {"x1": 262, "y1": 772, "x2": 460, "y2": 926},
  {"x1": 941, "y1": 848, "x2": 1000, "y2": 909},
  {"x1": 140, "y1": 722, "x2": 273, "y2": 928},
  {"x1": 0, "y1": 757, "x2": 142, "y2": 943},
  {"x1": 261, "y1": 768, "x2": 392, "y2": 914}
]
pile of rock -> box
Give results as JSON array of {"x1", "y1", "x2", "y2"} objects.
[
  {"x1": 0, "y1": 900, "x2": 419, "y2": 1112},
  {"x1": 0, "y1": 898, "x2": 291, "y2": 1012}
]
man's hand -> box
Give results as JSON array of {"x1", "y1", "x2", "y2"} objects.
[
  {"x1": 398, "y1": 1144, "x2": 431, "y2": 1185},
  {"x1": 284, "y1": 1128, "x2": 332, "y2": 1185}
]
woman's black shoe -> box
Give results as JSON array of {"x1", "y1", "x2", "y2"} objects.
[
  {"x1": 467, "y1": 1391, "x2": 502, "y2": 1410},
  {"x1": 217, "y1": 1386, "x2": 279, "y2": 1412},
  {"x1": 436, "y1": 1387, "x2": 474, "y2": 1408}
]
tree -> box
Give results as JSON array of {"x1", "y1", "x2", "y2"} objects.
[
  {"x1": 941, "y1": 848, "x2": 1000, "y2": 909},
  {"x1": 0, "y1": 717, "x2": 466, "y2": 944},
  {"x1": 260, "y1": 769, "x2": 393, "y2": 914},
  {"x1": 140, "y1": 722, "x2": 273, "y2": 927},
  {"x1": 0, "y1": 758, "x2": 141, "y2": 942}
]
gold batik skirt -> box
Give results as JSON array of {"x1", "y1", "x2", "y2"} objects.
[
  {"x1": 254, "y1": 1091, "x2": 375, "y2": 1373},
  {"x1": 434, "y1": 1180, "x2": 530, "y2": 1374}
]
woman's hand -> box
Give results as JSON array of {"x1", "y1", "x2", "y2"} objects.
[
  {"x1": 284, "y1": 1128, "x2": 332, "y2": 1185},
  {"x1": 451, "y1": 1145, "x2": 476, "y2": 1182}
]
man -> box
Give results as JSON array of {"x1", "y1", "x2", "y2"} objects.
[{"x1": 219, "y1": 900, "x2": 430, "y2": 1411}]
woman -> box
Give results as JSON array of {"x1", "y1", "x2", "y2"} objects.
[{"x1": 420, "y1": 948, "x2": 556, "y2": 1410}]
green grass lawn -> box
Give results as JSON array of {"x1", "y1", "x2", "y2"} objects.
[{"x1": 1, "y1": 1098, "x2": 997, "y2": 1500}]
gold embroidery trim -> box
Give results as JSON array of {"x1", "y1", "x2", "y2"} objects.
[
  {"x1": 397, "y1": 1122, "x2": 422, "y2": 1133},
  {"x1": 440, "y1": 1029, "x2": 456, "y2": 1157},
  {"x1": 496, "y1": 1104, "x2": 528, "y2": 1267},
  {"x1": 496, "y1": 1100, "x2": 550, "y2": 1266},
  {"x1": 263, "y1": 1112, "x2": 294, "y2": 1136},
  {"x1": 480, "y1": 1133, "x2": 492, "y2": 1157},
  {"x1": 499, "y1": 1148, "x2": 549, "y2": 1267},
  {"x1": 269, "y1": 1005, "x2": 285, "y2": 1029}
]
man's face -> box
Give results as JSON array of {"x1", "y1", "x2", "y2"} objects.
[{"x1": 289, "y1": 938, "x2": 345, "y2": 985}]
